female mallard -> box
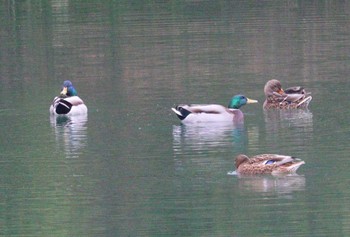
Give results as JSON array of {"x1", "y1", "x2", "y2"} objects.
[
  {"x1": 235, "y1": 154, "x2": 305, "y2": 175},
  {"x1": 172, "y1": 95, "x2": 258, "y2": 124},
  {"x1": 263, "y1": 79, "x2": 312, "y2": 109},
  {"x1": 50, "y1": 80, "x2": 87, "y2": 116}
]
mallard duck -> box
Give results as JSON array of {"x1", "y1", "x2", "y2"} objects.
[
  {"x1": 50, "y1": 80, "x2": 87, "y2": 116},
  {"x1": 172, "y1": 95, "x2": 258, "y2": 124},
  {"x1": 263, "y1": 79, "x2": 312, "y2": 109},
  {"x1": 235, "y1": 154, "x2": 305, "y2": 175}
]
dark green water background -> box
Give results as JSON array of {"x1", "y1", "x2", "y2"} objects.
[{"x1": 1, "y1": 1, "x2": 350, "y2": 236}]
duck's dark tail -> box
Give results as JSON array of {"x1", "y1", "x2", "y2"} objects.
[
  {"x1": 55, "y1": 99, "x2": 73, "y2": 114},
  {"x1": 171, "y1": 106, "x2": 191, "y2": 120}
]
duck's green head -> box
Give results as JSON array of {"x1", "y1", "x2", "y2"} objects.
[
  {"x1": 228, "y1": 95, "x2": 258, "y2": 109},
  {"x1": 60, "y1": 80, "x2": 78, "y2": 97}
]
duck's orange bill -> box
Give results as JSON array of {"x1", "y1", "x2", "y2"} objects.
[{"x1": 278, "y1": 88, "x2": 285, "y2": 95}]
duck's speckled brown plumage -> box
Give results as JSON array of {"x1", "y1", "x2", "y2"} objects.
[
  {"x1": 263, "y1": 79, "x2": 312, "y2": 109},
  {"x1": 235, "y1": 154, "x2": 305, "y2": 175}
]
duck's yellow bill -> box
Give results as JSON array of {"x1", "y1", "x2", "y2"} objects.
[
  {"x1": 246, "y1": 98, "x2": 258, "y2": 104},
  {"x1": 60, "y1": 87, "x2": 68, "y2": 95}
]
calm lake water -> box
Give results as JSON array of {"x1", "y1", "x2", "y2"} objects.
[{"x1": 1, "y1": 1, "x2": 350, "y2": 236}]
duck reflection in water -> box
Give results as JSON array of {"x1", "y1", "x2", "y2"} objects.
[
  {"x1": 264, "y1": 109, "x2": 313, "y2": 129},
  {"x1": 172, "y1": 122, "x2": 247, "y2": 154},
  {"x1": 264, "y1": 109, "x2": 313, "y2": 150},
  {"x1": 50, "y1": 114, "x2": 88, "y2": 159},
  {"x1": 235, "y1": 174, "x2": 305, "y2": 196}
]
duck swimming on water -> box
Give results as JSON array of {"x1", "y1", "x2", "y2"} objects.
[
  {"x1": 50, "y1": 80, "x2": 87, "y2": 116},
  {"x1": 263, "y1": 79, "x2": 312, "y2": 109},
  {"x1": 234, "y1": 154, "x2": 305, "y2": 175},
  {"x1": 172, "y1": 95, "x2": 258, "y2": 124}
]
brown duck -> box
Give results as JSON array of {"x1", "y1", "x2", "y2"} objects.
[
  {"x1": 235, "y1": 154, "x2": 305, "y2": 175},
  {"x1": 263, "y1": 79, "x2": 312, "y2": 109}
]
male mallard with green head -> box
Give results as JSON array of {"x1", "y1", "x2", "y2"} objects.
[
  {"x1": 263, "y1": 79, "x2": 312, "y2": 109},
  {"x1": 235, "y1": 154, "x2": 305, "y2": 175},
  {"x1": 172, "y1": 95, "x2": 258, "y2": 124},
  {"x1": 50, "y1": 80, "x2": 88, "y2": 116}
]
